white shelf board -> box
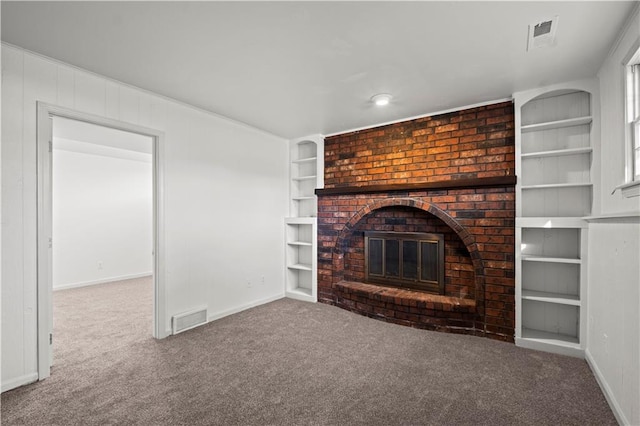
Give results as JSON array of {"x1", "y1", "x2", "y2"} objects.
[
  {"x1": 292, "y1": 196, "x2": 315, "y2": 200},
  {"x1": 521, "y1": 182, "x2": 593, "y2": 190},
  {"x1": 292, "y1": 175, "x2": 317, "y2": 181},
  {"x1": 521, "y1": 255, "x2": 581, "y2": 264},
  {"x1": 285, "y1": 217, "x2": 317, "y2": 225},
  {"x1": 516, "y1": 217, "x2": 587, "y2": 228},
  {"x1": 521, "y1": 147, "x2": 592, "y2": 159},
  {"x1": 288, "y1": 286, "x2": 312, "y2": 296},
  {"x1": 292, "y1": 156, "x2": 317, "y2": 164},
  {"x1": 520, "y1": 328, "x2": 579, "y2": 346},
  {"x1": 287, "y1": 241, "x2": 313, "y2": 247},
  {"x1": 288, "y1": 263, "x2": 312, "y2": 271},
  {"x1": 521, "y1": 116, "x2": 592, "y2": 133},
  {"x1": 285, "y1": 287, "x2": 316, "y2": 303},
  {"x1": 516, "y1": 330, "x2": 583, "y2": 357},
  {"x1": 521, "y1": 290, "x2": 580, "y2": 306}
]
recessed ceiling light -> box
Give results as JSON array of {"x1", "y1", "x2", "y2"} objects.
[{"x1": 371, "y1": 93, "x2": 392, "y2": 106}]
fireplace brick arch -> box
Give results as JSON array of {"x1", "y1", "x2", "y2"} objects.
[
  {"x1": 317, "y1": 187, "x2": 514, "y2": 340},
  {"x1": 330, "y1": 197, "x2": 486, "y2": 309}
]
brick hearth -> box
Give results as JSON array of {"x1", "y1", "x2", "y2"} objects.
[{"x1": 316, "y1": 101, "x2": 516, "y2": 341}]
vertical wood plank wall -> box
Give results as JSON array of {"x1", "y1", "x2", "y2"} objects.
[
  {"x1": 1, "y1": 44, "x2": 289, "y2": 391},
  {"x1": 588, "y1": 6, "x2": 640, "y2": 425}
]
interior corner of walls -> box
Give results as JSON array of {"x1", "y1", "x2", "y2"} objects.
[{"x1": 585, "y1": 349, "x2": 630, "y2": 426}]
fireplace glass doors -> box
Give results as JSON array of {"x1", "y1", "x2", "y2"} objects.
[{"x1": 364, "y1": 232, "x2": 445, "y2": 294}]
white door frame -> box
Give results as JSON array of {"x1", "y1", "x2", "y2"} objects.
[{"x1": 36, "y1": 102, "x2": 168, "y2": 380}]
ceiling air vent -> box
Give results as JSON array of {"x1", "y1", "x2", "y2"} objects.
[{"x1": 527, "y1": 16, "x2": 559, "y2": 51}]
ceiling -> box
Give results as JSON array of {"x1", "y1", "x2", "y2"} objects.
[{"x1": 1, "y1": 1, "x2": 636, "y2": 139}]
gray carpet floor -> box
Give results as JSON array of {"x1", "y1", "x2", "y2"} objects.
[{"x1": 2, "y1": 277, "x2": 615, "y2": 425}]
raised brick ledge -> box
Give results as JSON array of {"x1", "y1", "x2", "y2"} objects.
[{"x1": 336, "y1": 281, "x2": 476, "y2": 313}]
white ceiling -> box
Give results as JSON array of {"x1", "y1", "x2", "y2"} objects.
[{"x1": 2, "y1": 1, "x2": 636, "y2": 139}]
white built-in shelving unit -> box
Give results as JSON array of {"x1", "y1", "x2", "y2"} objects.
[
  {"x1": 285, "y1": 217, "x2": 317, "y2": 302},
  {"x1": 514, "y1": 80, "x2": 598, "y2": 357},
  {"x1": 284, "y1": 135, "x2": 324, "y2": 302}
]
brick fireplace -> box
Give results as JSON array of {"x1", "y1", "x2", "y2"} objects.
[{"x1": 316, "y1": 101, "x2": 516, "y2": 341}]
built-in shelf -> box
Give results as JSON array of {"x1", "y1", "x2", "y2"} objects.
[
  {"x1": 287, "y1": 241, "x2": 312, "y2": 247},
  {"x1": 515, "y1": 83, "x2": 595, "y2": 358},
  {"x1": 288, "y1": 263, "x2": 312, "y2": 271},
  {"x1": 286, "y1": 136, "x2": 323, "y2": 305},
  {"x1": 521, "y1": 116, "x2": 592, "y2": 133},
  {"x1": 287, "y1": 287, "x2": 313, "y2": 297},
  {"x1": 290, "y1": 136, "x2": 323, "y2": 218},
  {"x1": 520, "y1": 328, "x2": 580, "y2": 347},
  {"x1": 521, "y1": 290, "x2": 580, "y2": 306},
  {"x1": 521, "y1": 182, "x2": 592, "y2": 190},
  {"x1": 516, "y1": 217, "x2": 587, "y2": 228},
  {"x1": 292, "y1": 156, "x2": 317, "y2": 164},
  {"x1": 521, "y1": 255, "x2": 581, "y2": 264},
  {"x1": 521, "y1": 147, "x2": 593, "y2": 159}
]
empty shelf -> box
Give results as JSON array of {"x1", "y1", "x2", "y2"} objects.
[
  {"x1": 521, "y1": 116, "x2": 592, "y2": 133},
  {"x1": 521, "y1": 255, "x2": 581, "y2": 264},
  {"x1": 521, "y1": 147, "x2": 592, "y2": 159},
  {"x1": 521, "y1": 328, "x2": 579, "y2": 347},
  {"x1": 521, "y1": 290, "x2": 580, "y2": 306},
  {"x1": 288, "y1": 263, "x2": 312, "y2": 271},
  {"x1": 521, "y1": 182, "x2": 593, "y2": 190},
  {"x1": 292, "y1": 157, "x2": 317, "y2": 164},
  {"x1": 292, "y1": 175, "x2": 318, "y2": 181}
]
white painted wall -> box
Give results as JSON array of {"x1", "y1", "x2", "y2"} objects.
[
  {"x1": 1, "y1": 44, "x2": 288, "y2": 391},
  {"x1": 587, "y1": 220, "x2": 639, "y2": 425},
  {"x1": 589, "y1": 6, "x2": 640, "y2": 425},
  {"x1": 52, "y1": 146, "x2": 152, "y2": 289}
]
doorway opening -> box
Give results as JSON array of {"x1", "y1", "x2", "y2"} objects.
[
  {"x1": 37, "y1": 103, "x2": 166, "y2": 381},
  {"x1": 52, "y1": 117, "x2": 153, "y2": 369}
]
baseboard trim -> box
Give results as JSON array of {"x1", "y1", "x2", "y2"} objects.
[
  {"x1": 53, "y1": 272, "x2": 153, "y2": 291},
  {"x1": 1, "y1": 372, "x2": 39, "y2": 393},
  {"x1": 585, "y1": 349, "x2": 629, "y2": 425},
  {"x1": 207, "y1": 293, "x2": 285, "y2": 323}
]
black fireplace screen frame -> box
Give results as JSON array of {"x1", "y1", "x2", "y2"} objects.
[{"x1": 364, "y1": 231, "x2": 445, "y2": 294}]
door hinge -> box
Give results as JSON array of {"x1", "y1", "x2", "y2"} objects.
[
  {"x1": 48, "y1": 237, "x2": 53, "y2": 248},
  {"x1": 49, "y1": 140, "x2": 53, "y2": 152},
  {"x1": 49, "y1": 333, "x2": 53, "y2": 345}
]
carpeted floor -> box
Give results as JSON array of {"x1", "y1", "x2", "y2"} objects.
[{"x1": 2, "y1": 277, "x2": 615, "y2": 425}]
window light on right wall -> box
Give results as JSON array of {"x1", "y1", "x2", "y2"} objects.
[{"x1": 621, "y1": 43, "x2": 640, "y2": 197}]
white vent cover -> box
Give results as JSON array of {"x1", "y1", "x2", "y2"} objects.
[
  {"x1": 527, "y1": 16, "x2": 559, "y2": 51},
  {"x1": 172, "y1": 307, "x2": 207, "y2": 334}
]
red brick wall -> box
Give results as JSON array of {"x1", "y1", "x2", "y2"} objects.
[
  {"x1": 317, "y1": 102, "x2": 516, "y2": 341},
  {"x1": 324, "y1": 101, "x2": 514, "y2": 187}
]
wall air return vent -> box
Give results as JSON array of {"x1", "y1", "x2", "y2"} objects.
[
  {"x1": 527, "y1": 16, "x2": 559, "y2": 51},
  {"x1": 172, "y1": 306, "x2": 208, "y2": 334}
]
